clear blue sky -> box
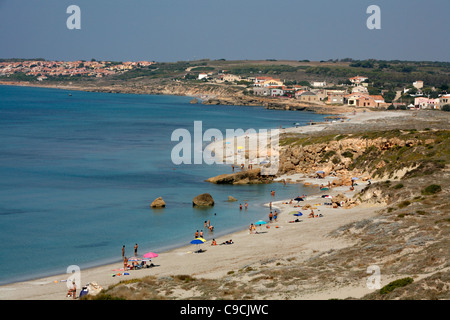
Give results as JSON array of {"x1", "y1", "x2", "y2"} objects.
[{"x1": 0, "y1": 0, "x2": 449, "y2": 62}]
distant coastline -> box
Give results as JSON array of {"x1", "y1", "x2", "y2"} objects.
[{"x1": 0, "y1": 80, "x2": 353, "y2": 115}]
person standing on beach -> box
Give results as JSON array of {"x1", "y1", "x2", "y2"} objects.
[
  {"x1": 244, "y1": 202, "x2": 248, "y2": 210},
  {"x1": 123, "y1": 256, "x2": 128, "y2": 271},
  {"x1": 249, "y1": 223, "x2": 254, "y2": 234},
  {"x1": 200, "y1": 230, "x2": 204, "y2": 238},
  {"x1": 274, "y1": 211, "x2": 278, "y2": 222},
  {"x1": 134, "y1": 243, "x2": 138, "y2": 257},
  {"x1": 269, "y1": 211, "x2": 273, "y2": 222},
  {"x1": 195, "y1": 230, "x2": 199, "y2": 238},
  {"x1": 122, "y1": 245, "x2": 125, "y2": 258}
]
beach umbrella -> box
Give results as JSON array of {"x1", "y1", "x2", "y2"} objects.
[
  {"x1": 294, "y1": 197, "x2": 304, "y2": 202},
  {"x1": 190, "y1": 238, "x2": 206, "y2": 252},
  {"x1": 143, "y1": 252, "x2": 158, "y2": 259},
  {"x1": 293, "y1": 213, "x2": 303, "y2": 217},
  {"x1": 127, "y1": 257, "x2": 141, "y2": 262},
  {"x1": 190, "y1": 238, "x2": 206, "y2": 245},
  {"x1": 254, "y1": 220, "x2": 267, "y2": 232}
]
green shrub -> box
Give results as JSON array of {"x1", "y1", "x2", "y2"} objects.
[
  {"x1": 398, "y1": 200, "x2": 411, "y2": 208},
  {"x1": 331, "y1": 156, "x2": 341, "y2": 164},
  {"x1": 393, "y1": 183, "x2": 404, "y2": 189},
  {"x1": 421, "y1": 184, "x2": 442, "y2": 195},
  {"x1": 341, "y1": 150, "x2": 354, "y2": 159},
  {"x1": 321, "y1": 150, "x2": 336, "y2": 162},
  {"x1": 380, "y1": 277, "x2": 414, "y2": 295}
]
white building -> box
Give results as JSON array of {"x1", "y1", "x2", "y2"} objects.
[
  {"x1": 349, "y1": 76, "x2": 368, "y2": 85},
  {"x1": 269, "y1": 88, "x2": 284, "y2": 96},
  {"x1": 311, "y1": 81, "x2": 327, "y2": 87},
  {"x1": 413, "y1": 81, "x2": 424, "y2": 89}
]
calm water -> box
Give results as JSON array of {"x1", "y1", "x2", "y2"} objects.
[{"x1": 0, "y1": 85, "x2": 328, "y2": 285}]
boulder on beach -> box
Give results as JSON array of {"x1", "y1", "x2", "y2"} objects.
[
  {"x1": 150, "y1": 197, "x2": 166, "y2": 208},
  {"x1": 228, "y1": 196, "x2": 238, "y2": 202},
  {"x1": 332, "y1": 193, "x2": 348, "y2": 207},
  {"x1": 193, "y1": 193, "x2": 215, "y2": 207}
]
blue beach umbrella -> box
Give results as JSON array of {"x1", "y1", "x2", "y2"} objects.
[
  {"x1": 254, "y1": 220, "x2": 267, "y2": 232},
  {"x1": 190, "y1": 238, "x2": 206, "y2": 245},
  {"x1": 190, "y1": 238, "x2": 206, "y2": 252}
]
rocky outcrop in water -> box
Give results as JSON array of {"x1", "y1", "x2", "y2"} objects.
[
  {"x1": 150, "y1": 197, "x2": 166, "y2": 208},
  {"x1": 193, "y1": 193, "x2": 215, "y2": 206},
  {"x1": 206, "y1": 168, "x2": 273, "y2": 185}
]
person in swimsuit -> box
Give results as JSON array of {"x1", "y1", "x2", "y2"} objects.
[{"x1": 123, "y1": 256, "x2": 128, "y2": 271}]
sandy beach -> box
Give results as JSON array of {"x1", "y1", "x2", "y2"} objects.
[
  {"x1": 0, "y1": 183, "x2": 381, "y2": 300},
  {"x1": 0, "y1": 110, "x2": 412, "y2": 300}
]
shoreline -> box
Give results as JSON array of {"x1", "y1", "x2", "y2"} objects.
[
  {"x1": 0, "y1": 81, "x2": 356, "y2": 115},
  {"x1": 0, "y1": 110, "x2": 408, "y2": 300},
  {"x1": 0, "y1": 179, "x2": 379, "y2": 300}
]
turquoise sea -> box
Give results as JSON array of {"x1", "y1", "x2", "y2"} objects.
[{"x1": 0, "y1": 85, "x2": 328, "y2": 285}]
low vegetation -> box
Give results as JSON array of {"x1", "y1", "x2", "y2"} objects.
[{"x1": 380, "y1": 277, "x2": 414, "y2": 295}]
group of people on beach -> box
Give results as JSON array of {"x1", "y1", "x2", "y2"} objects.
[
  {"x1": 231, "y1": 163, "x2": 253, "y2": 172},
  {"x1": 122, "y1": 243, "x2": 139, "y2": 258},
  {"x1": 210, "y1": 238, "x2": 234, "y2": 246}
]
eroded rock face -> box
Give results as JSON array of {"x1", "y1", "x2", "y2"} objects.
[
  {"x1": 193, "y1": 193, "x2": 215, "y2": 206},
  {"x1": 278, "y1": 136, "x2": 422, "y2": 178},
  {"x1": 150, "y1": 197, "x2": 166, "y2": 208},
  {"x1": 205, "y1": 168, "x2": 273, "y2": 185}
]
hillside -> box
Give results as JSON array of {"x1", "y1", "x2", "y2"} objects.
[{"x1": 2, "y1": 59, "x2": 449, "y2": 110}]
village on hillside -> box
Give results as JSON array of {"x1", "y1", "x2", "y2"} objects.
[
  {"x1": 0, "y1": 59, "x2": 155, "y2": 80},
  {"x1": 193, "y1": 71, "x2": 450, "y2": 110}
]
